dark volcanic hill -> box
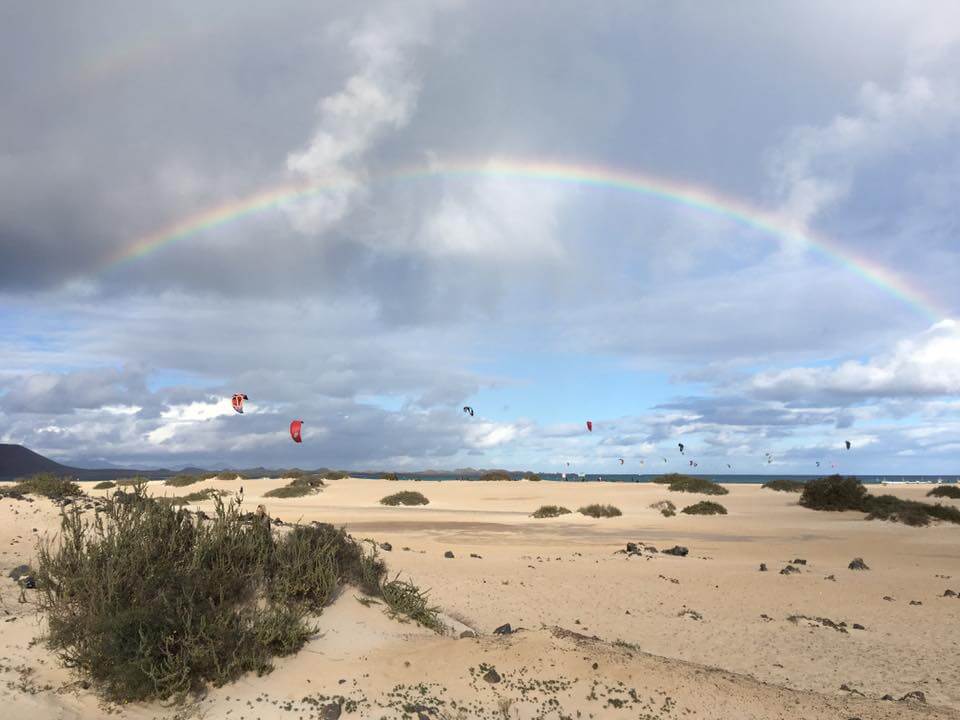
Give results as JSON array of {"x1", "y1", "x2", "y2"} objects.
[{"x1": 0, "y1": 444, "x2": 171, "y2": 481}]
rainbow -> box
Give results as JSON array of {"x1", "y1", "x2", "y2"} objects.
[{"x1": 108, "y1": 158, "x2": 947, "y2": 321}]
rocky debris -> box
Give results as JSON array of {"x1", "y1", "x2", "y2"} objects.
[
  {"x1": 883, "y1": 595, "x2": 895, "y2": 602},
  {"x1": 909, "y1": 600, "x2": 923, "y2": 606},
  {"x1": 379, "y1": 542, "x2": 392, "y2": 552},
  {"x1": 458, "y1": 630, "x2": 476, "y2": 639},
  {"x1": 848, "y1": 557, "x2": 869, "y2": 571},
  {"x1": 824, "y1": 574, "x2": 836, "y2": 581},
  {"x1": 443, "y1": 550, "x2": 454, "y2": 559},
  {"x1": 321, "y1": 700, "x2": 342, "y2": 719},
  {"x1": 852, "y1": 623, "x2": 865, "y2": 630},
  {"x1": 658, "y1": 574, "x2": 679, "y2": 584},
  {"x1": 759, "y1": 563, "x2": 768, "y2": 572},
  {"x1": 780, "y1": 565, "x2": 800, "y2": 575},
  {"x1": 482, "y1": 667, "x2": 501, "y2": 684},
  {"x1": 493, "y1": 623, "x2": 513, "y2": 635},
  {"x1": 900, "y1": 691, "x2": 926, "y2": 703},
  {"x1": 786, "y1": 614, "x2": 848, "y2": 633},
  {"x1": 791, "y1": 558, "x2": 807, "y2": 565},
  {"x1": 662, "y1": 545, "x2": 688, "y2": 557},
  {"x1": 881, "y1": 694, "x2": 895, "y2": 701},
  {"x1": 678, "y1": 608, "x2": 703, "y2": 621},
  {"x1": 626, "y1": 542, "x2": 638, "y2": 553},
  {"x1": 469, "y1": 553, "x2": 482, "y2": 559},
  {"x1": 943, "y1": 589, "x2": 957, "y2": 597},
  {"x1": 840, "y1": 684, "x2": 865, "y2": 697}
]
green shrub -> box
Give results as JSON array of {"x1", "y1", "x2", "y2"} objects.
[
  {"x1": 380, "y1": 491, "x2": 429, "y2": 506},
  {"x1": 531, "y1": 505, "x2": 571, "y2": 518},
  {"x1": 524, "y1": 473, "x2": 542, "y2": 482},
  {"x1": 651, "y1": 473, "x2": 682, "y2": 484},
  {"x1": 35, "y1": 486, "x2": 437, "y2": 702},
  {"x1": 762, "y1": 479, "x2": 806, "y2": 493},
  {"x1": 799, "y1": 475, "x2": 868, "y2": 511},
  {"x1": 666, "y1": 475, "x2": 728, "y2": 495},
  {"x1": 928, "y1": 486, "x2": 960, "y2": 499},
  {"x1": 925, "y1": 502, "x2": 960, "y2": 524},
  {"x1": 164, "y1": 474, "x2": 203, "y2": 487},
  {"x1": 578, "y1": 504, "x2": 622, "y2": 518},
  {"x1": 216, "y1": 471, "x2": 242, "y2": 480},
  {"x1": 264, "y1": 484, "x2": 317, "y2": 499},
  {"x1": 321, "y1": 470, "x2": 348, "y2": 480},
  {"x1": 115, "y1": 476, "x2": 148, "y2": 487},
  {"x1": 1, "y1": 474, "x2": 83, "y2": 500},
  {"x1": 181, "y1": 489, "x2": 224, "y2": 503},
  {"x1": 863, "y1": 495, "x2": 930, "y2": 526},
  {"x1": 650, "y1": 500, "x2": 676, "y2": 517},
  {"x1": 93, "y1": 481, "x2": 116, "y2": 490},
  {"x1": 681, "y1": 501, "x2": 727, "y2": 515},
  {"x1": 383, "y1": 472, "x2": 399, "y2": 481},
  {"x1": 479, "y1": 470, "x2": 513, "y2": 482}
]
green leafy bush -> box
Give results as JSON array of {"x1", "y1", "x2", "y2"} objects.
[
  {"x1": 650, "y1": 500, "x2": 676, "y2": 517},
  {"x1": 383, "y1": 472, "x2": 399, "y2": 481},
  {"x1": 35, "y1": 486, "x2": 437, "y2": 702},
  {"x1": 799, "y1": 475, "x2": 868, "y2": 511},
  {"x1": 762, "y1": 479, "x2": 806, "y2": 492},
  {"x1": 380, "y1": 491, "x2": 429, "y2": 506},
  {"x1": 164, "y1": 474, "x2": 204, "y2": 487},
  {"x1": 681, "y1": 501, "x2": 727, "y2": 515},
  {"x1": 928, "y1": 486, "x2": 960, "y2": 499},
  {"x1": 216, "y1": 471, "x2": 242, "y2": 480},
  {"x1": 479, "y1": 470, "x2": 513, "y2": 482},
  {"x1": 264, "y1": 484, "x2": 317, "y2": 499},
  {"x1": 531, "y1": 505, "x2": 571, "y2": 518},
  {"x1": 666, "y1": 475, "x2": 728, "y2": 495},
  {"x1": 93, "y1": 481, "x2": 116, "y2": 490},
  {"x1": 1, "y1": 474, "x2": 83, "y2": 500},
  {"x1": 578, "y1": 504, "x2": 622, "y2": 518},
  {"x1": 524, "y1": 473, "x2": 542, "y2": 482}
]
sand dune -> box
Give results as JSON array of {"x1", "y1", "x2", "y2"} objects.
[{"x1": 2, "y1": 478, "x2": 959, "y2": 718}]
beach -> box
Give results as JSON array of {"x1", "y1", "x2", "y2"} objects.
[{"x1": 2, "y1": 477, "x2": 959, "y2": 719}]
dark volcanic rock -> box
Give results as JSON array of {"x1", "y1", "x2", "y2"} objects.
[
  {"x1": 900, "y1": 691, "x2": 926, "y2": 703},
  {"x1": 321, "y1": 701, "x2": 342, "y2": 719},
  {"x1": 825, "y1": 574, "x2": 836, "y2": 581},
  {"x1": 909, "y1": 600, "x2": 923, "y2": 606},
  {"x1": 663, "y1": 546, "x2": 688, "y2": 557},
  {"x1": 943, "y1": 589, "x2": 957, "y2": 597},
  {"x1": 791, "y1": 558, "x2": 807, "y2": 565},
  {"x1": 626, "y1": 542, "x2": 638, "y2": 553},
  {"x1": 380, "y1": 542, "x2": 392, "y2": 551},
  {"x1": 493, "y1": 623, "x2": 513, "y2": 635},
  {"x1": 852, "y1": 623, "x2": 865, "y2": 630},
  {"x1": 780, "y1": 565, "x2": 800, "y2": 575},
  {"x1": 482, "y1": 667, "x2": 501, "y2": 683},
  {"x1": 443, "y1": 550, "x2": 454, "y2": 558},
  {"x1": 7, "y1": 564, "x2": 29, "y2": 581},
  {"x1": 848, "y1": 558, "x2": 869, "y2": 571},
  {"x1": 759, "y1": 563, "x2": 768, "y2": 572},
  {"x1": 459, "y1": 630, "x2": 476, "y2": 639}
]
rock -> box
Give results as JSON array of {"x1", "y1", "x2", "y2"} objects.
[
  {"x1": 626, "y1": 542, "x2": 638, "y2": 553},
  {"x1": 852, "y1": 623, "x2": 865, "y2": 630},
  {"x1": 470, "y1": 553, "x2": 482, "y2": 559},
  {"x1": 482, "y1": 667, "x2": 501, "y2": 684},
  {"x1": 591, "y1": 662, "x2": 599, "y2": 670},
  {"x1": 22, "y1": 576, "x2": 36, "y2": 589},
  {"x1": 943, "y1": 589, "x2": 956, "y2": 597},
  {"x1": 909, "y1": 600, "x2": 923, "y2": 606},
  {"x1": 663, "y1": 546, "x2": 688, "y2": 557},
  {"x1": 459, "y1": 630, "x2": 476, "y2": 639},
  {"x1": 7, "y1": 565, "x2": 29, "y2": 581},
  {"x1": 644, "y1": 545, "x2": 659, "y2": 553},
  {"x1": 792, "y1": 558, "x2": 807, "y2": 565},
  {"x1": 444, "y1": 550, "x2": 455, "y2": 558},
  {"x1": 900, "y1": 691, "x2": 926, "y2": 703},
  {"x1": 848, "y1": 558, "x2": 869, "y2": 571},
  {"x1": 881, "y1": 694, "x2": 895, "y2": 701},
  {"x1": 780, "y1": 565, "x2": 800, "y2": 575},
  {"x1": 883, "y1": 595, "x2": 894, "y2": 601},
  {"x1": 824, "y1": 574, "x2": 836, "y2": 581},
  {"x1": 321, "y1": 701, "x2": 342, "y2": 719},
  {"x1": 759, "y1": 563, "x2": 768, "y2": 572},
  {"x1": 493, "y1": 623, "x2": 513, "y2": 635},
  {"x1": 380, "y1": 542, "x2": 392, "y2": 551}
]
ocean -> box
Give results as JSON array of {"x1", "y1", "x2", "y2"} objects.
[{"x1": 353, "y1": 472, "x2": 960, "y2": 485}]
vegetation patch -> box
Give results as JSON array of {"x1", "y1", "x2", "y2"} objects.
[
  {"x1": 35, "y1": 485, "x2": 439, "y2": 703},
  {"x1": 799, "y1": 475, "x2": 868, "y2": 511},
  {"x1": 382, "y1": 472, "x2": 399, "y2": 481},
  {"x1": 762, "y1": 479, "x2": 806, "y2": 493},
  {"x1": 531, "y1": 505, "x2": 571, "y2": 518},
  {"x1": 92, "y1": 481, "x2": 116, "y2": 490},
  {"x1": 800, "y1": 475, "x2": 960, "y2": 526},
  {"x1": 650, "y1": 500, "x2": 676, "y2": 517},
  {"x1": 164, "y1": 474, "x2": 204, "y2": 488},
  {"x1": 215, "y1": 471, "x2": 242, "y2": 480},
  {"x1": 681, "y1": 501, "x2": 727, "y2": 515},
  {"x1": 524, "y1": 473, "x2": 542, "y2": 482},
  {"x1": 929, "y1": 486, "x2": 960, "y2": 499},
  {"x1": 663, "y1": 474, "x2": 728, "y2": 495},
  {"x1": 0, "y1": 474, "x2": 84, "y2": 500},
  {"x1": 478, "y1": 470, "x2": 513, "y2": 482},
  {"x1": 578, "y1": 504, "x2": 622, "y2": 518},
  {"x1": 380, "y1": 491, "x2": 430, "y2": 506}
]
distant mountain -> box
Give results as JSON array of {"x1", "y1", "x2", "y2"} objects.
[{"x1": 0, "y1": 444, "x2": 172, "y2": 481}]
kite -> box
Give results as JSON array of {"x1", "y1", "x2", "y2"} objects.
[
  {"x1": 586, "y1": 421, "x2": 593, "y2": 432},
  {"x1": 231, "y1": 393, "x2": 248, "y2": 414},
  {"x1": 463, "y1": 406, "x2": 474, "y2": 417},
  {"x1": 618, "y1": 458, "x2": 624, "y2": 465},
  {"x1": 290, "y1": 419, "x2": 303, "y2": 443},
  {"x1": 845, "y1": 440, "x2": 851, "y2": 450},
  {"x1": 678, "y1": 443, "x2": 684, "y2": 454}
]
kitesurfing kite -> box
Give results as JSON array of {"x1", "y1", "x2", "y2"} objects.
[
  {"x1": 618, "y1": 458, "x2": 624, "y2": 465},
  {"x1": 231, "y1": 393, "x2": 248, "y2": 414},
  {"x1": 816, "y1": 461, "x2": 821, "y2": 468},
  {"x1": 463, "y1": 406, "x2": 474, "y2": 417},
  {"x1": 678, "y1": 443, "x2": 684, "y2": 454},
  {"x1": 845, "y1": 440, "x2": 851, "y2": 450},
  {"x1": 586, "y1": 421, "x2": 593, "y2": 432},
  {"x1": 290, "y1": 419, "x2": 303, "y2": 443}
]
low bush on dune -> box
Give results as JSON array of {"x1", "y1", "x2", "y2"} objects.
[
  {"x1": 383, "y1": 472, "x2": 399, "y2": 481},
  {"x1": 799, "y1": 475, "x2": 867, "y2": 511},
  {"x1": 681, "y1": 501, "x2": 727, "y2": 515},
  {"x1": 578, "y1": 503, "x2": 622, "y2": 518},
  {"x1": 531, "y1": 505, "x2": 571, "y2": 518},
  {"x1": 929, "y1": 486, "x2": 960, "y2": 499},
  {"x1": 380, "y1": 491, "x2": 430, "y2": 506},
  {"x1": 93, "y1": 481, "x2": 116, "y2": 490},
  {"x1": 35, "y1": 485, "x2": 440, "y2": 702},
  {"x1": 650, "y1": 500, "x2": 676, "y2": 517},
  {"x1": 666, "y1": 475, "x2": 728, "y2": 496},
  {"x1": 321, "y1": 470, "x2": 348, "y2": 480},
  {"x1": 115, "y1": 476, "x2": 148, "y2": 487},
  {"x1": 1, "y1": 474, "x2": 84, "y2": 500},
  {"x1": 164, "y1": 474, "x2": 204, "y2": 488},
  {"x1": 216, "y1": 471, "x2": 243, "y2": 480},
  {"x1": 762, "y1": 479, "x2": 806, "y2": 493},
  {"x1": 524, "y1": 473, "x2": 542, "y2": 482},
  {"x1": 479, "y1": 470, "x2": 514, "y2": 482},
  {"x1": 651, "y1": 473, "x2": 682, "y2": 484}
]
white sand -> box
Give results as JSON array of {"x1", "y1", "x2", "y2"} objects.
[{"x1": 2, "y1": 477, "x2": 959, "y2": 719}]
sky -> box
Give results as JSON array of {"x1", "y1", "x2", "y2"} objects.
[{"x1": 2, "y1": 1, "x2": 959, "y2": 474}]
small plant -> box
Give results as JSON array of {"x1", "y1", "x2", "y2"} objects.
[
  {"x1": 0, "y1": 474, "x2": 84, "y2": 500},
  {"x1": 164, "y1": 474, "x2": 203, "y2": 487},
  {"x1": 864, "y1": 495, "x2": 960, "y2": 526},
  {"x1": 578, "y1": 504, "x2": 622, "y2": 518},
  {"x1": 681, "y1": 501, "x2": 727, "y2": 515},
  {"x1": 381, "y1": 575, "x2": 444, "y2": 632},
  {"x1": 762, "y1": 479, "x2": 806, "y2": 492},
  {"x1": 531, "y1": 505, "x2": 571, "y2": 518},
  {"x1": 383, "y1": 472, "x2": 399, "y2": 481},
  {"x1": 650, "y1": 500, "x2": 676, "y2": 517},
  {"x1": 928, "y1": 486, "x2": 960, "y2": 499},
  {"x1": 524, "y1": 473, "x2": 542, "y2": 482},
  {"x1": 666, "y1": 475, "x2": 728, "y2": 495},
  {"x1": 216, "y1": 471, "x2": 242, "y2": 480},
  {"x1": 181, "y1": 488, "x2": 224, "y2": 503},
  {"x1": 93, "y1": 481, "x2": 116, "y2": 490},
  {"x1": 479, "y1": 470, "x2": 514, "y2": 482},
  {"x1": 799, "y1": 475, "x2": 867, "y2": 511},
  {"x1": 321, "y1": 470, "x2": 348, "y2": 480},
  {"x1": 264, "y1": 484, "x2": 318, "y2": 499},
  {"x1": 380, "y1": 491, "x2": 429, "y2": 506}
]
